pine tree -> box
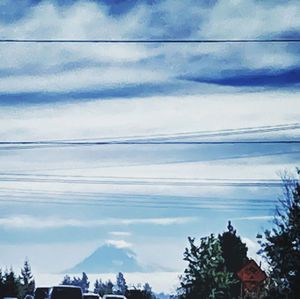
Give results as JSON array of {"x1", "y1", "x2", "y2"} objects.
[
  {"x1": 20, "y1": 259, "x2": 35, "y2": 297},
  {"x1": 94, "y1": 279, "x2": 100, "y2": 294},
  {"x1": 218, "y1": 221, "x2": 248, "y2": 298},
  {"x1": 0, "y1": 268, "x2": 4, "y2": 299},
  {"x1": 80, "y1": 272, "x2": 89, "y2": 293},
  {"x1": 143, "y1": 282, "x2": 155, "y2": 299},
  {"x1": 61, "y1": 273, "x2": 89, "y2": 293},
  {"x1": 3, "y1": 268, "x2": 21, "y2": 298},
  {"x1": 106, "y1": 280, "x2": 113, "y2": 295},
  {"x1": 61, "y1": 275, "x2": 72, "y2": 285},
  {"x1": 116, "y1": 272, "x2": 127, "y2": 295},
  {"x1": 94, "y1": 279, "x2": 113, "y2": 296},
  {"x1": 258, "y1": 170, "x2": 300, "y2": 298}
]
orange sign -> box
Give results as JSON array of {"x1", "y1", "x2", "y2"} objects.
[{"x1": 237, "y1": 260, "x2": 267, "y2": 291}]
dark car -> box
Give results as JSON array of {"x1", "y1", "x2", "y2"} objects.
[
  {"x1": 48, "y1": 286, "x2": 82, "y2": 299},
  {"x1": 35, "y1": 288, "x2": 50, "y2": 299}
]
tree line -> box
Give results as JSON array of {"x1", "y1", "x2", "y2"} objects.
[
  {"x1": 61, "y1": 272, "x2": 156, "y2": 299},
  {"x1": 177, "y1": 169, "x2": 300, "y2": 299},
  {"x1": 0, "y1": 260, "x2": 35, "y2": 299}
]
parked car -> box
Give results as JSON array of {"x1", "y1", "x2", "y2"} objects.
[
  {"x1": 103, "y1": 295, "x2": 127, "y2": 299},
  {"x1": 83, "y1": 293, "x2": 102, "y2": 299},
  {"x1": 48, "y1": 286, "x2": 82, "y2": 299},
  {"x1": 34, "y1": 288, "x2": 50, "y2": 299}
]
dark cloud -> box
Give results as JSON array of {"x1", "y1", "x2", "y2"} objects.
[
  {"x1": 0, "y1": 80, "x2": 235, "y2": 106},
  {"x1": 180, "y1": 67, "x2": 300, "y2": 88},
  {"x1": 0, "y1": 83, "x2": 182, "y2": 105},
  {"x1": 0, "y1": 0, "x2": 40, "y2": 23}
]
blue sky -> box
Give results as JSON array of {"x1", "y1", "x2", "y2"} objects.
[{"x1": 0, "y1": 0, "x2": 300, "y2": 293}]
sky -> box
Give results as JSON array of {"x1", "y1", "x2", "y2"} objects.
[{"x1": 0, "y1": 0, "x2": 300, "y2": 294}]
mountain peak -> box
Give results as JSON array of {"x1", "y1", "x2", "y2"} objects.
[{"x1": 64, "y1": 244, "x2": 145, "y2": 274}]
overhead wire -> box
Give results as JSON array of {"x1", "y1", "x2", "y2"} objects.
[
  {"x1": 0, "y1": 39, "x2": 300, "y2": 43},
  {"x1": 0, "y1": 39, "x2": 299, "y2": 210}
]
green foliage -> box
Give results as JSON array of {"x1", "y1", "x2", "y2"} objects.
[
  {"x1": 179, "y1": 234, "x2": 237, "y2": 299},
  {"x1": 218, "y1": 221, "x2": 248, "y2": 298},
  {"x1": 258, "y1": 170, "x2": 300, "y2": 299}
]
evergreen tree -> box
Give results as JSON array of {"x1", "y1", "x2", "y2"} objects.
[
  {"x1": 126, "y1": 283, "x2": 156, "y2": 299},
  {"x1": 3, "y1": 268, "x2": 21, "y2": 298},
  {"x1": 20, "y1": 259, "x2": 35, "y2": 296},
  {"x1": 106, "y1": 280, "x2": 113, "y2": 295},
  {"x1": 143, "y1": 282, "x2": 155, "y2": 299},
  {"x1": 0, "y1": 268, "x2": 4, "y2": 299},
  {"x1": 258, "y1": 170, "x2": 300, "y2": 298},
  {"x1": 218, "y1": 221, "x2": 248, "y2": 298},
  {"x1": 61, "y1": 273, "x2": 89, "y2": 293},
  {"x1": 94, "y1": 279, "x2": 100, "y2": 294},
  {"x1": 94, "y1": 279, "x2": 113, "y2": 296},
  {"x1": 80, "y1": 272, "x2": 90, "y2": 293},
  {"x1": 179, "y1": 234, "x2": 236, "y2": 299},
  {"x1": 116, "y1": 272, "x2": 127, "y2": 295},
  {"x1": 61, "y1": 275, "x2": 72, "y2": 285},
  {"x1": 143, "y1": 282, "x2": 152, "y2": 294}
]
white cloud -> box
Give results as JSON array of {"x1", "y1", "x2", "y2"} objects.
[
  {"x1": 0, "y1": 67, "x2": 167, "y2": 93},
  {"x1": 202, "y1": 0, "x2": 300, "y2": 39},
  {"x1": 0, "y1": 215, "x2": 196, "y2": 229},
  {"x1": 105, "y1": 239, "x2": 132, "y2": 248},
  {"x1": 121, "y1": 217, "x2": 196, "y2": 225},
  {"x1": 1, "y1": 92, "x2": 300, "y2": 142},
  {"x1": 109, "y1": 231, "x2": 132, "y2": 236}
]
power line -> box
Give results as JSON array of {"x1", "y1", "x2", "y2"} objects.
[
  {"x1": 0, "y1": 39, "x2": 300, "y2": 44},
  {"x1": 0, "y1": 140, "x2": 300, "y2": 146},
  {"x1": 7, "y1": 122, "x2": 298, "y2": 143},
  {"x1": 0, "y1": 172, "x2": 286, "y2": 182},
  {"x1": 0, "y1": 176, "x2": 285, "y2": 187},
  {"x1": 0, "y1": 188, "x2": 277, "y2": 210}
]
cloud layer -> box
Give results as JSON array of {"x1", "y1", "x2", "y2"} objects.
[
  {"x1": 0, "y1": 215, "x2": 196, "y2": 229},
  {"x1": 0, "y1": 0, "x2": 299, "y2": 102}
]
